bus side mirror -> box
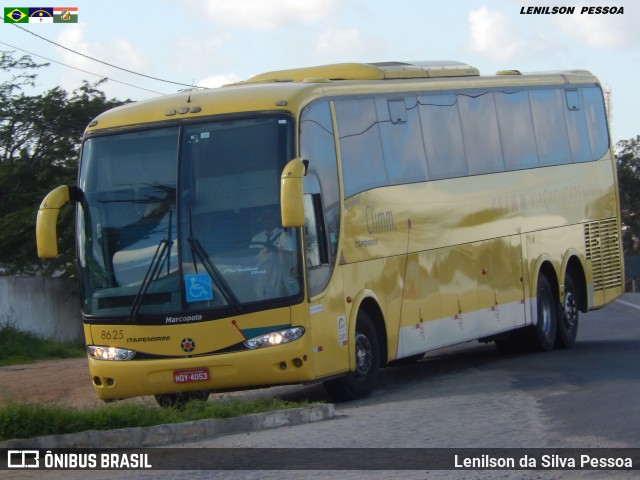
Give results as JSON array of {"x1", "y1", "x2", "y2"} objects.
[
  {"x1": 36, "y1": 185, "x2": 71, "y2": 258},
  {"x1": 280, "y1": 158, "x2": 307, "y2": 228}
]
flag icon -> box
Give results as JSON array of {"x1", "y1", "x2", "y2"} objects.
[
  {"x1": 29, "y1": 7, "x2": 54, "y2": 23},
  {"x1": 4, "y1": 8, "x2": 29, "y2": 23},
  {"x1": 54, "y1": 7, "x2": 78, "y2": 23}
]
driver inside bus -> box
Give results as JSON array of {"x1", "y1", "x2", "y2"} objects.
[{"x1": 250, "y1": 206, "x2": 298, "y2": 298}]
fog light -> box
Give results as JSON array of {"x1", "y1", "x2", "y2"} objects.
[
  {"x1": 244, "y1": 327, "x2": 305, "y2": 350},
  {"x1": 88, "y1": 345, "x2": 136, "y2": 361}
]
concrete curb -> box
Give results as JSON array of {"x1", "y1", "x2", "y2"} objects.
[{"x1": 1, "y1": 404, "x2": 335, "y2": 448}]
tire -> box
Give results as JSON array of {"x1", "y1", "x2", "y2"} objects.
[
  {"x1": 154, "y1": 390, "x2": 209, "y2": 408},
  {"x1": 523, "y1": 274, "x2": 557, "y2": 351},
  {"x1": 323, "y1": 310, "x2": 380, "y2": 401},
  {"x1": 556, "y1": 275, "x2": 579, "y2": 348}
]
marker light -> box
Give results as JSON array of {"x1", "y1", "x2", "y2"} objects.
[
  {"x1": 243, "y1": 327, "x2": 305, "y2": 350},
  {"x1": 88, "y1": 345, "x2": 136, "y2": 361}
]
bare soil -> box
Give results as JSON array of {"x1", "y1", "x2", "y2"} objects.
[
  {"x1": 0, "y1": 358, "x2": 317, "y2": 409},
  {"x1": 0, "y1": 358, "x2": 154, "y2": 409}
]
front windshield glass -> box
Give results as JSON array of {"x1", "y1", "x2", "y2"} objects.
[{"x1": 77, "y1": 116, "x2": 300, "y2": 321}]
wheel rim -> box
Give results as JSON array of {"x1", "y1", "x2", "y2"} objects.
[
  {"x1": 563, "y1": 291, "x2": 578, "y2": 328},
  {"x1": 353, "y1": 332, "x2": 372, "y2": 377}
]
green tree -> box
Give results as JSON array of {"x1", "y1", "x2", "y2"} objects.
[
  {"x1": 616, "y1": 135, "x2": 640, "y2": 254},
  {"x1": 0, "y1": 51, "x2": 126, "y2": 276}
]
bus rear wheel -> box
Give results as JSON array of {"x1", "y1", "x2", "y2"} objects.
[
  {"x1": 323, "y1": 311, "x2": 380, "y2": 402},
  {"x1": 523, "y1": 274, "x2": 557, "y2": 351},
  {"x1": 556, "y1": 275, "x2": 579, "y2": 348}
]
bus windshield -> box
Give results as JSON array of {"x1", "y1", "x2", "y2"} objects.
[{"x1": 77, "y1": 115, "x2": 300, "y2": 321}]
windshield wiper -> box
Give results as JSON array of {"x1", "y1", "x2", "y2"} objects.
[
  {"x1": 187, "y1": 209, "x2": 240, "y2": 309},
  {"x1": 129, "y1": 209, "x2": 173, "y2": 321},
  {"x1": 129, "y1": 239, "x2": 172, "y2": 321}
]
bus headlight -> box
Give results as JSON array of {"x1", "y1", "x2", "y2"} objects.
[
  {"x1": 243, "y1": 327, "x2": 305, "y2": 350},
  {"x1": 88, "y1": 345, "x2": 136, "y2": 361}
]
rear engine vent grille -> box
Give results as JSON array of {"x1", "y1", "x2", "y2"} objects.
[{"x1": 584, "y1": 218, "x2": 623, "y2": 291}]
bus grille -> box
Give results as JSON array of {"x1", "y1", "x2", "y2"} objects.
[{"x1": 584, "y1": 218, "x2": 623, "y2": 291}]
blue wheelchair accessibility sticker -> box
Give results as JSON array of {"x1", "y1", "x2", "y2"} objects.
[{"x1": 185, "y1": 273, "x2": 213, "y2": 302}]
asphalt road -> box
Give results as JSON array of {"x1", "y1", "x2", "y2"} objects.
[
  {"x1": 191, "y1": 294, "x2": 640, "y2": 448},
  {"x1": 7, "y1": 294, "x2": 640, "y2": 480}
]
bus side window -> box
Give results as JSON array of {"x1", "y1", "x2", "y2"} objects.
[
  {"x1": 334, "y1": 99, "x2": 388, "y2": 197},
  {"x1": 565, "y1": 89, "x2": 592, "y2": 163},
  {"x1": 581, "y1": 86, "x2": 609, "y2": 159},
  {"x1": 418, "y1": 94, "x2": 468, "y2": 180},
  {"x1": 303, "y1": 176, "x2": 330, "y2": 296},
  {"x1": 530, "y1": 89, "x2": 572, "y2": 167},
  {"x1": 304, "y1": 193, "x2": 328, "y2": 267},
  {"x1": 300, "y1": 100, "x2": 341, "y2": 297}
]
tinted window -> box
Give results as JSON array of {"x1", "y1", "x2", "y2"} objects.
[
  {"x1": 565, "y1": 89, "x2": 593, "y2": 163},
  {"x1": 582, "y1": 86, "x2": 609, "y2": 159},
  {"x1": 458, "y1": 92, "x2": 505, "y2": 174},
  {"x1": 418, "y1": 94, "x2": 468, "y2": 180},
  {"x1": 333, "y1": 85, "x2": 609, "y2": 197},
  {"x1": 300, "y1": 101, "x2": 341, "y2": 296},
  {"x1": 530, "y1": 89, "x2": 572, "y2": 167},
  {"x1": 335, "y1": 99, "x2": 388, "y2": 198},
  {"x1": 495, "y1": 91, "x2": 539, "y2": 169},
  {"x1": 377, "y1": 97, "x2": 429, "y2": 184}
]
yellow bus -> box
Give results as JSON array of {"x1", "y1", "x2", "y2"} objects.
[{"x1": 37, "y1": 61, "x2": 624, "y2": 405}]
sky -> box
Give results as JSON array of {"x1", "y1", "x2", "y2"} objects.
[{"x1": 0, "y1": 0, "x2": 638, "y2": 144}]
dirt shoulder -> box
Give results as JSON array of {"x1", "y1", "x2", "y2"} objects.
[
  {"x1": 0, "y1": 358, "x2": 315, "y2": 409},
  {"x1": 0, "y1": 358, "x2": 153, "y2": 408}
]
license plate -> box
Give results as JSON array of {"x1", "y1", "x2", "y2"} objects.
[{"x1": 173, "y1": 368, "x2": 209, "y2": 384}]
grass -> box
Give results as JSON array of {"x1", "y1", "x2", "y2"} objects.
[
  {"x1": 0, "y1": 323, "x2": 85, "y2": 366},
  {"x1": 0, "y1": 397, "x2": 312, "y2": 441}
]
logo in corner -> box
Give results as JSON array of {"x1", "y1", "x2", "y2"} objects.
[
  {"x1": 4, "y1": 8, "x2": 28, "y2": 23},
  {"x1": 180, "y1": 338, "x2": 195, "y2": 353}
]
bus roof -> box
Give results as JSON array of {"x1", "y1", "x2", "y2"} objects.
[
  {"x1": 86, "y1": 61, "x2": 600, "y2": 133},
  {"x1": 245, "y1": 61, "x2": 480, "y2": 82}
]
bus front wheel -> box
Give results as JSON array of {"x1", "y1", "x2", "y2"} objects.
[
  {"x1": 323, "y1": 311, "x2": 380, "y2": 402},
  {"x1": 154, "y1": 391, "x2": 209, "y2": 408}
]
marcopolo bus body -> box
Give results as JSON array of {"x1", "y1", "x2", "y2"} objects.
[{"x1": 36, "y1": 61, "x2": 624, "y2": 405}]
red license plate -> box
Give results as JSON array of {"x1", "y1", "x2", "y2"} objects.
[{"x1": 173, "y1": 368, "x2": 209, "y2": 384}]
